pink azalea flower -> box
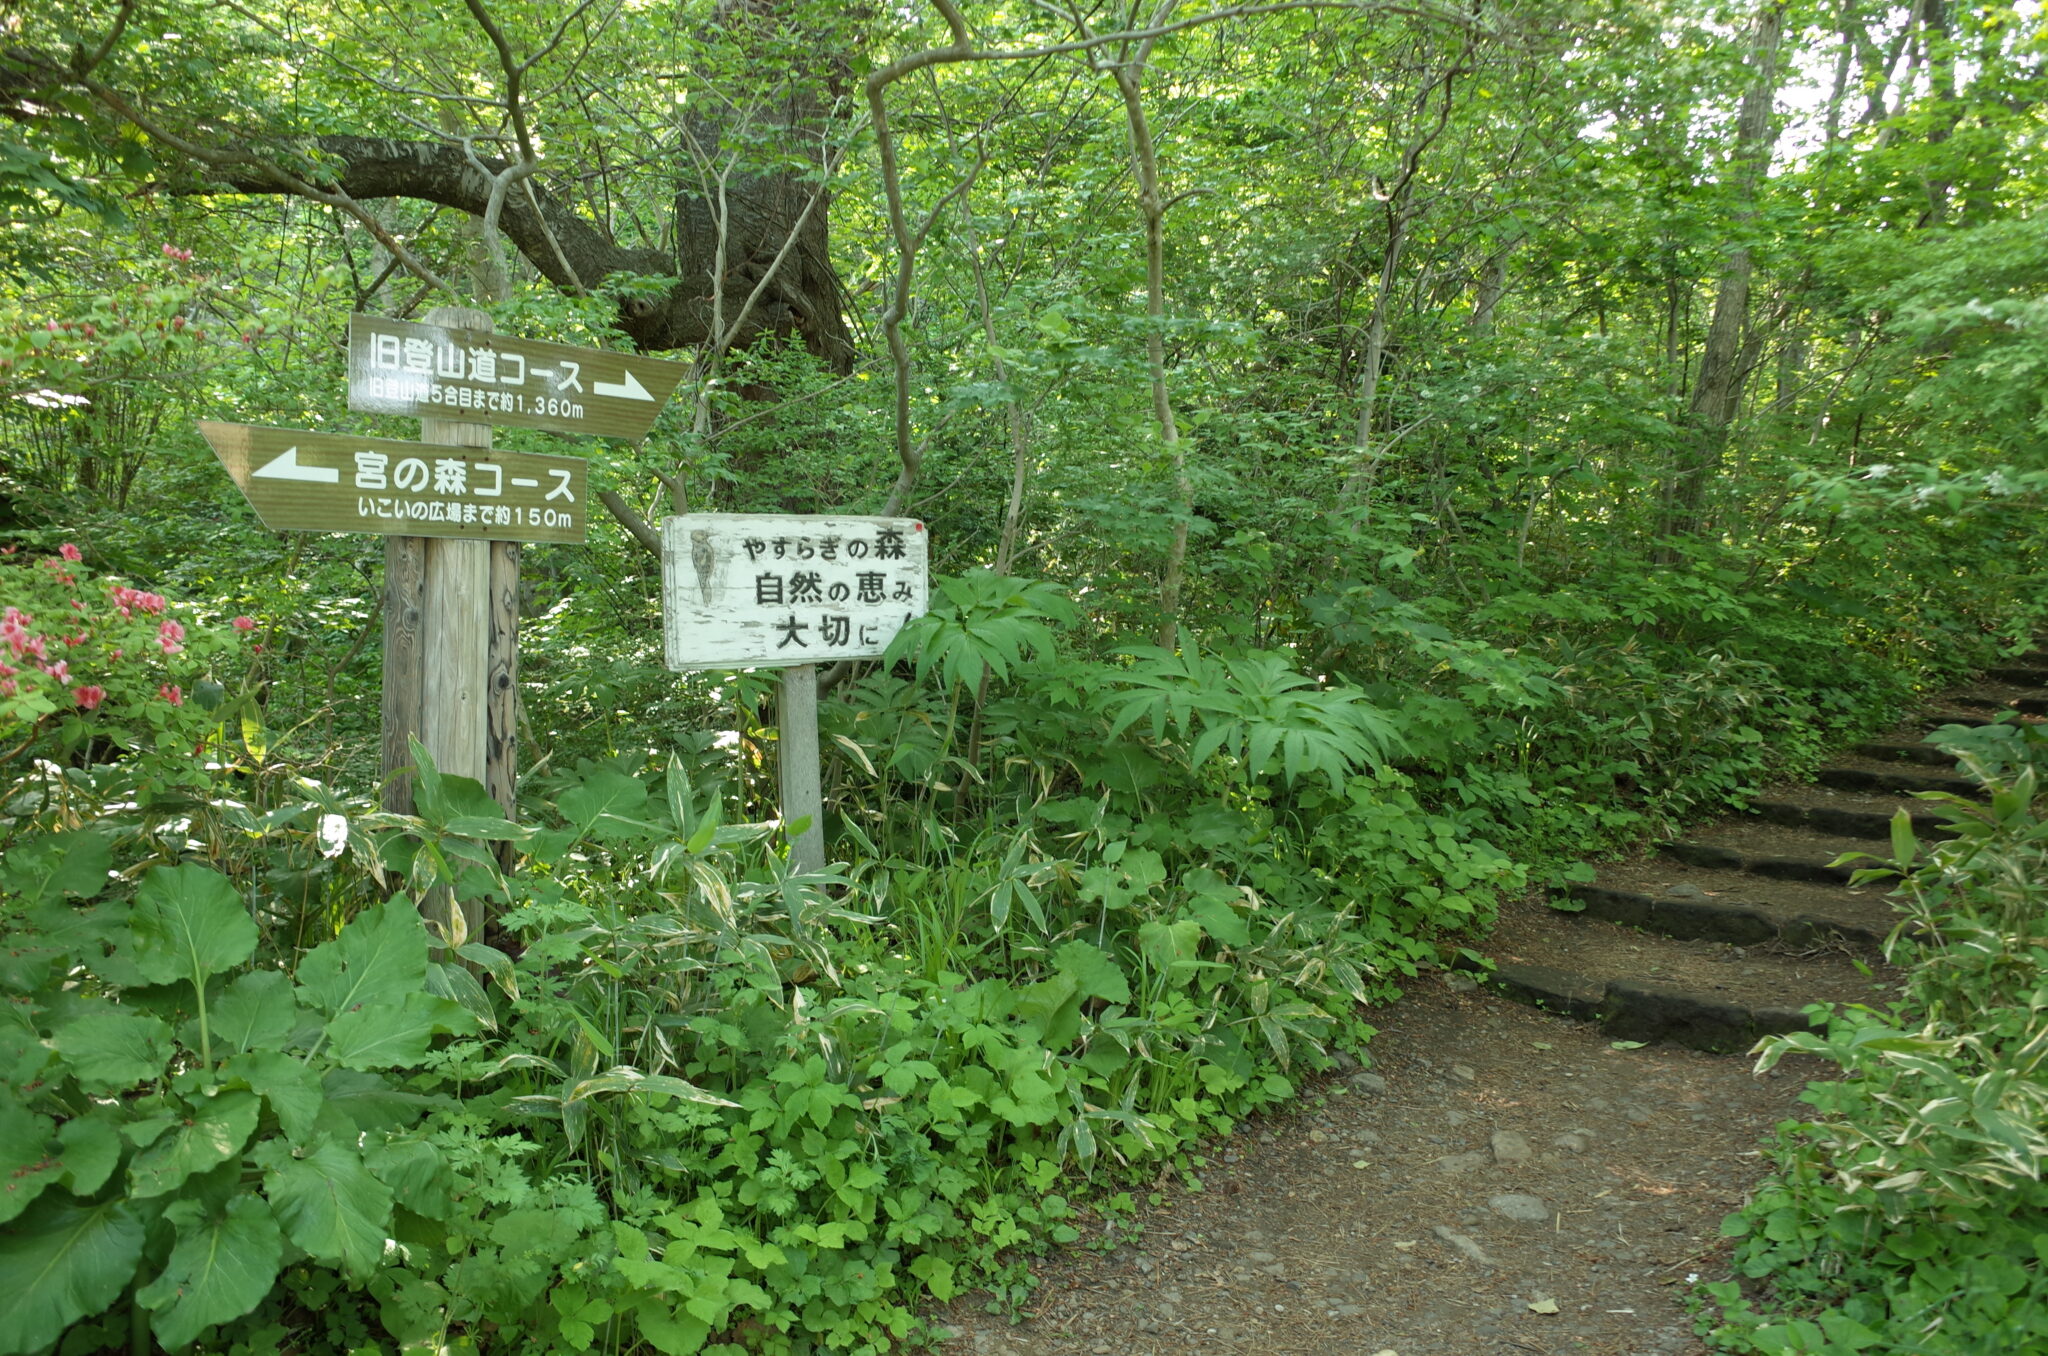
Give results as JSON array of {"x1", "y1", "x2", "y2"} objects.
[
  {"x1": 58, "y1": 543, "x2": 81, "y2": 561},
  {"x1": 159, "y1": 684, "x2": 183, "y2": 706},
  {"x1": 232, "y1": 615, "x2": 256, "y2": 632},
  {"x1": 0, "y1": 679, "x2": 14, "y2": 696},
  {"x1": 137, "y1": 593, "x2": 165, "y2": 615},
  {"x1": 159, "y1": 619, "x2": 185, "y2": 645},
  {"x1": 72, "y1": 684, "x2": 105, "y2": 710},
  {"x1": 42, "y1": 660, "x2": 69, "y2": 683}
]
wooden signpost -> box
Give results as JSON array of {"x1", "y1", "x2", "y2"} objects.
[
  {"x1": 207, "y1": 306, "x2": 686, "y2": 938},
  {"x1": 659, "y1": 514, "x2": 930, "y2": 874}
]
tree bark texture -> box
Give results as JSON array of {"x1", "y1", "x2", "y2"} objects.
[{"x1": 216, "y1": 136, "x2": 849, "y2": 370}]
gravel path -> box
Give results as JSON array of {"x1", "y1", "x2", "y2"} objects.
[{"x1": 930, "y1": 977, "x2": 1816, "y2": 1356}]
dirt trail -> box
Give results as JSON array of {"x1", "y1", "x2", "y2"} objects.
[
  {"x1": 931, "y1": 653, "x2": 2048, "y2": 1356},
  {"x1": 933, "y1": 978, "x2": 1816, "y2": 1356}
]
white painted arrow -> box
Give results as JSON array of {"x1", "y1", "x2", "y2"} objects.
[
  {"x1": 593, "y1": 368, "x2": 654, "y2": 401},
  {"x1": 251, "y1": 446, "x2": 339, "y2": 484}
]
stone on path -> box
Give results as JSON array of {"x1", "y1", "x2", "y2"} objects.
[
  {"x1": 1432, "y1": 1225, "x2": 1498, "y2": 1266},
  {"x1": 1436, "y1": 1150, "x2": 1490, "y2": 1174},
  {"x1": 1488, "y1": 1193, "x2": 1551, "y2": 1224},
  {"x1": 1490, "y1": 1130, "x2": 1533, "y2": 1163}
]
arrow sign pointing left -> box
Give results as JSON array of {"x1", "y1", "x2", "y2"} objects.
[
  {"x1": 592, "y1": 368, "x2": 653, "y2": 401},
  {"x1": 250, "y1": 446, "x2": 340, "y2": 483},
  {"x1": 200, "y1": 420, "x2": 589, "y2": 544}
]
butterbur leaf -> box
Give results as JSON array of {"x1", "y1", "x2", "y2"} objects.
[
  {"x1": 210, "y1": 970, "x2": 301, "y2": 1054},
  {"x1": 0, "y1": 1197, "x2": 145, "y2": 1356},
  {"x1": 223, "y1": 1050, "x2": 325, "y2": 1143},
  {"x1": 127, "y1": 1091, "x2": 260, "y2": 1199},
  {"x1": 55, "y1": 1113, "x2": 122, "y2": 1197},
  {"x1": 296, "y1": 895, "x2": 429, "y2": 1018},
  {"x1": 51, "y1": 1010, "x2": 173, "y2": 1092},
  {"x1": 323, "y1": 991, "x2": 473, "y2": 1070},
  {"x1": 0, "y1": 1103, "x2": 60, "y2": 1224},
  {"x1": 320, "y1": 1069, "x2": 434, "y2": 1132},
  {"x1": 363, "y1": 1136, "x2": 451, "y2": 1218},
  {"x1": 125, "y1": 865, "x2": 257, "y2": 990},
  {"x1": 2, "y1": 831, "x2": 111, "y2": 907},
  {"x1": 256, "y1": 1138, "x2": 393, "y2": 1280},
  {"x1": 136, "y1": 1196, "x2": 282, "y2": 1348}
]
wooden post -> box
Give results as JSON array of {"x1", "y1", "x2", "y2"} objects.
[
  {"x1": 381, "y1": 304, "x2": 496, "y2": 942},
  {"x1": 779, "y1": 663, "x2": 825, "y2": 875},
  {"x1": 486, "y1": 540, "x2": 521, "y2": 828}
]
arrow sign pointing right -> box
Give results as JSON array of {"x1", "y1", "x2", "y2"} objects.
[
  {"x1": 592, "y1": 368, "x2": 653, "y2": 401},
  {"x1": 250, "y1": 446, "x2": 340, "y2": 483}
]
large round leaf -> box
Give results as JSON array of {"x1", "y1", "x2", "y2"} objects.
[
  {"x1": 137, "y1": 1197, "x2": 284, "y2": 1349},
  {"x1": 125, "y1": 864, "x2": 258, "y2": 991},
  {"x1": 0, "y1": 1196, "x2": 144, "y2": 1356}
]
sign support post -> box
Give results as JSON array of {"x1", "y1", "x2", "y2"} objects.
[
  {"x1": 387, "y1": 306, "x2": 498, "y2": 943},
  {"x1": 778, "y1": 664, "x2": 824, "y2": 875},
  {"x1": 658, "y1": 513, "x2": 929, "y2": 876}
]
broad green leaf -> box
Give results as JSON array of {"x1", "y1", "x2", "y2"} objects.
[
  {"x1": 0, "y1": 1197, "x2": 144, "y2": 1356},
  {"x1": 1137, "y1": 919, "x2": 1204, "y2": 971},
  {"x1": 125, "y1": 865, "x2": 257, "y2": 990},
  {"x1": 1187, "y1": 896, "x2": 1252, "y2": 948},
  {"x1": 128, "y1": 1091, "x2": 259, "y2": 1199},
  {"x1": 55, "y1": 1113, "x2": 123, "y2": 1196},
  {"x1": 321, "y1": 1069, "x2": 434, "y2": 1132},
  {"x1": 363, "y1": 1136, "x2": 451, "y2": 1218},
  {"x1": 136, "y1": 1196, "x2": 282, "y2": 1348},
  {"x1": 296, "y1": 895, "x2": 429, "y2": 1019},
  {"x1": 1, "y1": 831, "x2": 111, "y2": 907},
  {"x1": 256, "y1": 1139, "x2": 393, "y2": 1280},
  {"x1": 51, "y1": 1010, "x2": 173, "y2": 1092},
  {"x1": 1051, "y1": 939, "x2": 1131, "y2": 1005},
  {"x1": 555, "y1": 768, "x2": 649, "y2": 838},
  {"x1": 210, "y1": 970, "x2": 301, "y2": 1054},
  {"x1": 222, "y1": 1049, "x2": 324, "y2": 1143},
  {"x1": 323, "y1": 991, "x2": 472, "y2": 1070},
  {"x1": 1889, "y1": 809, "x2": 1917, "y2": 868},
  {"x1": 426, "y1": 960, "x2": 496, "y2": 1031},
  {"x1": 563, "y1": 1067, "x2": 740, "y2": 1108},
  {"x1": 0, "y1": 1103, "x2": 59, "y2": 1224}
]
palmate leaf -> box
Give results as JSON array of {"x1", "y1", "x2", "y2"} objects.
[
  {"x1": 0, "y1": 1103, "x2": 60, "y2": 1224},
  {"x1": 254, "y1": 1139, "x2": 393, "y2": 1280},
  {"x1": 296, "y1": 895, "x2": 429, "y2": 1019},
  {"x1": 127, "y1": 1091, "x2": 260, "y2": 1199},
  {"x1": 209, "y1": 970, "x2": 302, "y2": 1054},
  {"x1": 124, "y1": 864, "x2": 258, "y2": 991},
  {"x1": 50, "y1": 1008, "x2": 173, "y2": 1093},
  {"x1": 136, "y1": 1196, "x2": 283, "y2": 1349},
  {"x1": 0, "y1": 1196, "x2": 145, "y2": 1356}
]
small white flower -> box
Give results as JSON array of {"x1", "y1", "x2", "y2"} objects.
[
  {"x1": 317, "y1": 813, "x2": 349, "y2": 859},
  {"x1": 1686, "y1": 1272, "x2": 1700, "y2": 1284}
]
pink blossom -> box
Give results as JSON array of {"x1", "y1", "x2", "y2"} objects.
[
  {"x1": 232, "y1": 615, "x2": 256, "y2": 632},
  {"x1": 22, "y1": 634, "x2": 45, "y2": 661},
  {"x1": 3, "y1": 607, "x2": 26, "y2": 627},
  {"x1": 58, "y1": 543, "x2": 81, "y2": 562},
  {"x1": 63, "y1": 633, "x2": 84, "y2": 647},
  {"x1": 159, "y1": 619, "x2": 185, "y2": 645},
  {"x1": 0, "y1": 662, "x2": 11, "y2": 677},
  {"x1": 42, "y1": 660, "x2": 68, "y2": 684},
  {"x1": 72, "y1": 685, "x2": 104, "y2": 710},
  {"x1": 159, "y1": 684, "x2": 183, "y2": 706},
  {"x1": 136, "y1": 592, "x2": 165, "y2": 615},
  {"x1": 0, "y1": 679, "x2": 14, "y2": 697},
  {"x1": 0, "y1": 545, "x2": 15, "y2": 555}
]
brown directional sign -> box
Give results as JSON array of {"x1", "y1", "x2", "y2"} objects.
[
  {"x1": 345, "y1": 313, "x2": 689, "y2": 440},
  {"x1": 200, "y1": 421, "x2": 589, "y2": 544}
]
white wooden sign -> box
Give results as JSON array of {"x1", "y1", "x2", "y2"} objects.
[{"x1": 660, "y1": 513, "x2": 929, "y2": 671}]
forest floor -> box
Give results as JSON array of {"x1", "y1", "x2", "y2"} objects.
[{"x1": 928, "y1": 971, "x2": 1821, "y2": 1356}]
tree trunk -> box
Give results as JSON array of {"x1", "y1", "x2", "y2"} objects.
[{"x1": 1663, "y1": 0, "x2": 1786, "y2": 541}]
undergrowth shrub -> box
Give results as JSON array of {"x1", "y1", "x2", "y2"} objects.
[{"x1": 1702, "y1": 718, "x2": 2048, "y2": 1356}]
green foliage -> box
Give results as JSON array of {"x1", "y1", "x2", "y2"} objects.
[{"x1": 1703, "y1": 733, "x2": 2048, "y2": 1356}]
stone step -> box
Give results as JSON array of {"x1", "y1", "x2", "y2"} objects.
[
  {"x1": 1746, "y1": 782, "x2": 1951, "y2": 841},
  {"x1": 1851, "y1": 739, "x2": 1958, "y2": 768},
  {"x1": 1659, "y1": 819, "x2": 1866, "y2": 885},
  {"x1": 1988, "y1": 664, "x2": 2048, "y2": 686},
  {"x1": 1815, "y1": 755, "x2": 1983, "y2": 799},
  {"x1": 1471, "y1": 903, "x2": 1901, "y2": 1054},
  {"x1": 1564, "y1": 860, "x2": 1899, "y2": 951}
]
